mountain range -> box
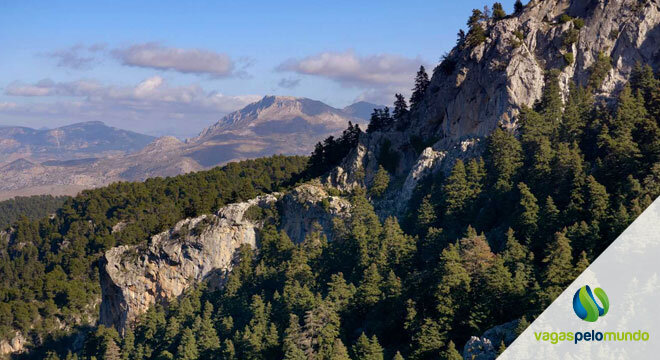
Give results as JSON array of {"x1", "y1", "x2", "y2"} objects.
[
  {"x1": 0, "y1": 121, "x2": 155, "y2": 164},
  {"x1": 2, "y1": 0, "x2": 660, "y2": 358},
  {"x1": 0, "y1": 97, "x2": 382, "y2": 199}
]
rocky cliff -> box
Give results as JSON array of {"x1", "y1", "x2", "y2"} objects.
[
  {"x1": 327, "y1": 0, "x2": 660, "y2": 214},
  {"x1": 99, "y1": 184, "x2": 350, "y2": 332}
]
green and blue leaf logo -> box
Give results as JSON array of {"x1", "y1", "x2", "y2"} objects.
[{"x1": 572, "y1": 285, "x2": 609, "y2": 322}]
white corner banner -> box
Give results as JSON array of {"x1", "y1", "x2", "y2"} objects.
[{"x1": 500, "y1": 197, "x2": 660, "y2": 359}]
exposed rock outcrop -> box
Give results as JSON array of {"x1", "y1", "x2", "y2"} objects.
[
  {"x1": 327, "y1": 0, "x2": 660, "y2": 216},
  {"x1": 418, "y1": 0, "x2": 660, "y2": 141},
  {"x1": 279, "y1": 183, "x2": 351, "y2": 243},
  {"x1": 462, "y1": 319, "x2": 520, "y2": 360},
  {"x1": 99, "y1": 184, "x2": 350, "y2": 332},
  {"x1": 0, "y1": 333, "x2": 26, "y2": 356},
  {"x1": 99, "y1": 194, "x2": 277, "y2": 333}
]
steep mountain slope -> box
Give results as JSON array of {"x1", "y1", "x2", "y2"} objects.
[
  {"x1": 3, "y1": 1, "x2": 659, "y2": 359},
  {"x1": 185, "y1": 96, "x2": 379, "y2": 167},
  {"x1": 0, "y1": 121, "x2": 155, "y2": 164},
  {"x1": 328, "y1": 0, "x2": 660, "y2": 214},
  {"x1": 0, "y1": 97, "x2": 381, "y2": 199}
]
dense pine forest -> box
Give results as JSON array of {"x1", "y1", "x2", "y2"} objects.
[
  {"x1": 19, "y1": 61, "x2": 656, "y2": 360},
  {"x1": 0, "y1": 156, "x2": 308, "y2": 358},
  {"x1": 2, "y1": 2, "x2": 660, "y2": 358},
  {"x1": 0, "y1": 196, "x2": 69, "y2": 229}
]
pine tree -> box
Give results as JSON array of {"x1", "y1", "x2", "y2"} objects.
[
  {"x1": 177, "y1": 328, "x2": 199, "y2": 360},
  {"x1": 370, "y1": 165, "x2": 390, "y2": 198},
  {"x1": 393, "y1": 93, "x2": 409, "y2": 129},
  {"x1": 326, "y1": 273, "x2": 356, "y2": 311},
  {"x1": 104, "y1": 340, "x2": 122, "y2": 360},
  {"x1": 552, "y1": 142, "x2": 585, "y2": 202},
  {"x1": 560, "y1": 82, "x2": 591, "y2": 143},
  {"x1": 197, "y1": 302, "x2": 220, "y2": 355},
  {"x1": 585, "y1": 175, "x2": 609, "y2": 222},
  {"x1": 393, "y1": 351, "x2": 405, "y2": 360},
  {"x1": 443, "y1": 341, "x2": 463, "y2": 360},
  {"x1": 416, "y1": 195, "x2": 436, "y2": 232},
  {"x1": 486, "y1": 127, "x2": 523, "y2": 193},
  {"x1": 574, "y1": 251, "x2": 590, "y2": 278},
  {"x1": 411, "y1": 318, "x2": 444, "y2": 359},
  {"x1": 352, "y1": 333, "x2": 384, "y2": 360},
  {"x1": 381, "y1": 216, "x2": 416, "y2": 270},
  {"x1": 357, "y1": 263, "x2": 383, "y2": 309},
  {"x1": 435, "y1": 244, "x2": 471, "y2": 329},
  {"x1": 283, "y1": 314, "x2": 306, "y2": 360},
  {"x1": 516, "y1": 182, "x2": 539, "y2": 243},
  {"x1": 302, "y1": 302, "x2": 341, "y2": 357},
  {"x1": 588, "y1": 51, "x2": 612, "y2": 90},
  {"x1": 443, "y1": 160, "x2": 475, "y2": 220},
  {"x1": 221, "y1": 339, "x2": 236, "y2": 360},
  {"x1": 498, "y1": 341, "x2": 507, "y2": 355},
  {"x1": 483, "y1": 256, "x2": 514, "y2": 320},
  {"x1": 515, "y1": 316, "x2": 530, "y2": 335},
  {"x1": 631, "y1": 63, "x2": 660, "y2": 119},
  {"x1": 164, "y1": 316, "x2": 181, "y2": 348},
  {"x1": 519, "y1": 105, "x2": 552, "y2": 142},
  {"x1": 122, "y1": 329, "x2": 135, "y2": 360},
  {"x1": 542, "y1": 230, "x2": 574, "y2": 303},
  {"x1": 599, "y1": 84, "x2": 644, "y2": 178},
  {"x1": 410, "y1": 66, "x2": 430, "y2": 108},
  {"x1": 538, "y1": 69, "x2": 563, "y2": 132},
  {"x1": 539, "y1": 196, "x2": 560, "y2": 235},
  {"x1": 459, "y1": 228, "x2": 495, "y2": 277},
  {"x1": 329, "y1": 339, "x2": 351, "y2": 360},
  {"x1": 492, "y1": 2, "x2": 506, "y2": 20},
  {"x1": 466, "y1": 9, "x2": 486, "y2": 47},
  {"x1": 502, "y1": 228, "x2": 534, "y2": 298}
]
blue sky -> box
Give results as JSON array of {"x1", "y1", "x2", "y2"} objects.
[{"x1": 0, "y1": 0, "x2": 517, "y2": 137}]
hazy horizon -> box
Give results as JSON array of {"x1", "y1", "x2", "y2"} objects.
[{"x1": 0, "y1": 0, "x2": 516, "y2": 137}]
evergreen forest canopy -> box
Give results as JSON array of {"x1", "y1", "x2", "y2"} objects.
[
  {"x1": 0, "y1": 3, "x2": 659, "y2": 358},
  {"x1": 0, "y1": 195, "x2": 69, "y2": 229},
  {"x1": 34, "y1": 61, "x2": 660, "y2": 360},
  {"x1": 0, "y1": 156, "x2": 308, "y2": 358}
]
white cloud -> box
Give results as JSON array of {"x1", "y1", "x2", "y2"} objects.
[
  {"x1": 277, "y1": 50, "x2": 427, "y2": 105},
  {"x1": 1, "y1": 77, "x2": 261, "y2": 136},
  {"x1": 113, "y1": 43, "x2": 236, "y2": 77},
  {"x1": 278, "y1": 50, "x2": 424, "y2": 87}
]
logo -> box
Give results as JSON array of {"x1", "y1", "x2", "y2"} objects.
[{"x1": 573, "y1": 285, "x2": 609, "y2": 322}]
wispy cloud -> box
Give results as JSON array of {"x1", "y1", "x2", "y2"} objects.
[
  {"x1": 278, "y1": 50, "x2": 423, "y2": 87},
  {"x1": 277, "y1": 49, "x2": 425, "y2": 104},
  {"x1": 43, "y1": 43, "x2": 107, "y2": 70},
  {"x1": 112, "y1": 43, "x2": 237, "y2": 77},
  {"x1": 2, "y1": 77, "x2": 261, "y2": 135},
  {"x1": 278, "y1": 77, "x2": 301, "y2": 89}
]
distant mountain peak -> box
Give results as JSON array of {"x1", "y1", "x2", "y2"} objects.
[
  {"x1": 195, "y1": 95, "x2": 370, "y2": 141},
  {"x1": 342, "y1": 101, "x2": 385, "y2": 120},
  {"x1": 1, "y1": 158, "x2": 37, "y2": 171},
  {"x1": 0, "y1": 122, "x2": 155, "y2": 164},
  {"x1": 140, "y1": 136, "x2": 183, "y2": 153}
]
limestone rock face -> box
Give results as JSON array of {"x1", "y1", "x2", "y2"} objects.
[
  {"x1": 462, "y1": 320, "x2": 520, "y2": 360},
  {"x1": 99, "y1": 194, "x2": 276, "y2": 333},
  {"x1": 0, "y1": 333, "x2": 26, "y2": 356},
  {"x1": 99, "y1": 184, "x2": 350, "y2": 332},
  {"x1": 280, "y1": 184, "x2": 351, "y2": 243},
  {"x1": 418, "y1": 0, "x2": 660, "y2": 141},
  {"x1": 327, "y1": 0, "x2": 660, "y2": 216}
]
